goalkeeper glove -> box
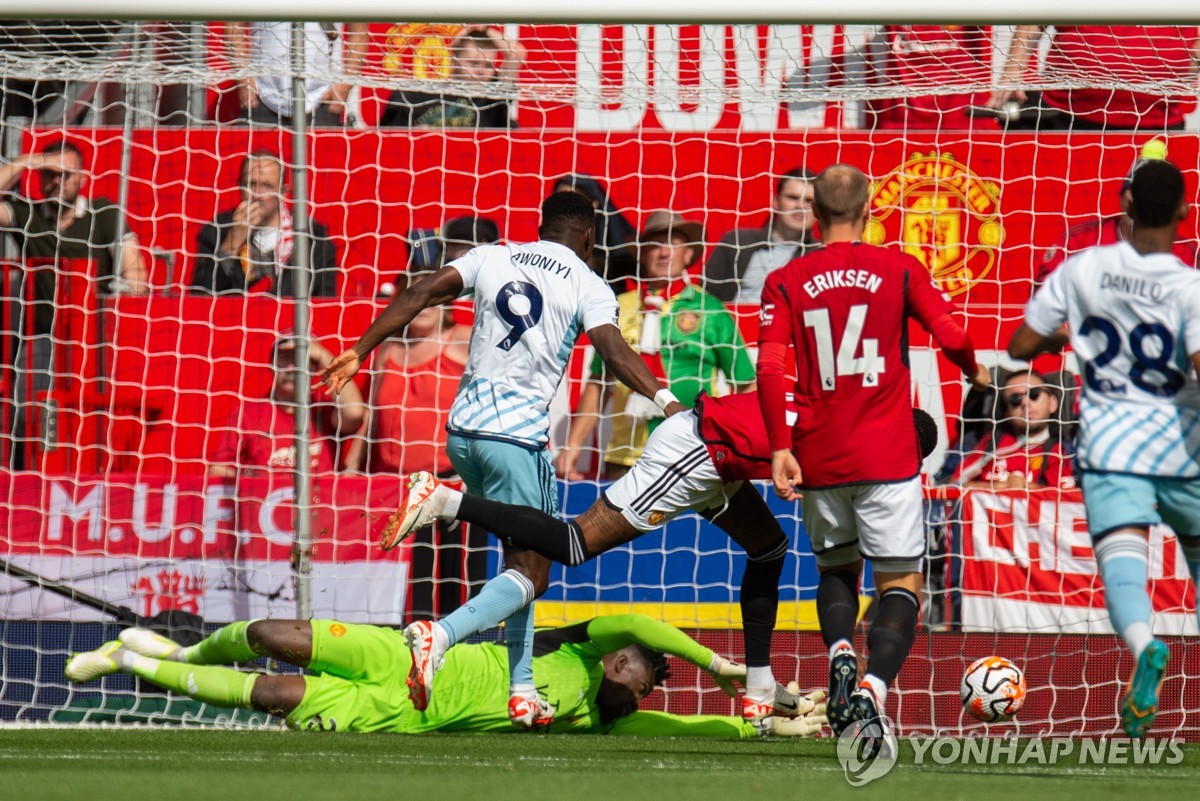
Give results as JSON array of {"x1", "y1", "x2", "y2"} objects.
[
  {"x1": 758, "y1": 689, "x2": 827, "y2": 737},
  {"x1": 707, "y1": 653, "x2": 746, "y2": 698}
]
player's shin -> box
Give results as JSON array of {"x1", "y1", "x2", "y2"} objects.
[
  {"x1": 455, "y1": 494, "x2": 586, "y2": 566},
  {"x1": 1095, "y1": 530, "x2": 1154, "y2": 658},
  {"x1": 863, "y1": 586, "x2": 920, "y2": 704},
  {"x1": 816, "y1": 569, "x2": 859, "y2": 651},
  {"x1": 439, "y1": 568, "x2": 535, "y2": 646},
  {"x1": 740, "y1": 536, "x2": 787, "y2": 691},
  {"x1": 127, "y1": 655, "x2": 257, "y2": 709},
  {"x1": 180, "y1": 620, "x2": 260, "y2": 664},
  {"x1": 506, "y1": 601, "x2": 537, "y2": 693}
]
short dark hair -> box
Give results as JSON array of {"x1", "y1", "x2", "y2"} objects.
[
  {"x1": 41, "y1": 139, "x2": 83, "y2": 161},
  {"x1": 1128, "y1": 160, "x2": 1186, "y2": 228},
  {"x1": 239, "y1": 150, "x2": 285, "y2": 189},
  {"x1": 776, "y1": 166, "x2": 816, "y2": 196},
  {"x1": 628, "y1": 644, "x2": 671, "y2": 686},
  {"x1": 813, "y1": 165, "x2": 869, "y2": 225},
  {"x1": 540, "y1": 190, "x2": 596, "y2": 231},
  {"x1": 442, "y1": 216, "x2": 500, "y2": 247}
]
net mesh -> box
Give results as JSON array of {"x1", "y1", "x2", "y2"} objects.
[{"x1": 0, "y1": 20, "x2": 1196, "y2": 737}]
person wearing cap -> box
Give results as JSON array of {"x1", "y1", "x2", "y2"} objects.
[
  {"x1": 703, "y1": 167, "x2": 819, "y2": 305},
  {"x1": 208, "y1": 335, "x2": 365, "y2": 480},
  {"x1": 1036, "y1": 141, "x2": 1199, "y2": 285},
  {"x1": 556, "y1": 210, "x2": 756, "y2": 480}
]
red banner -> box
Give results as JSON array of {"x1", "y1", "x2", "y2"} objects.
[
  {"x1": 0, "y1": 473, "x2": 406, "y2": 623},
  {"x1": 959, "y1": 488, "x2": 1197, "y2": 634}
]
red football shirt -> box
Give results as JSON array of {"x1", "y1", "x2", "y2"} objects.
[
  {"x1": 870, "y1": 25, "x2": 992, "y2": 130},
  {"x1": 758, "y1": 242, "x2": 975, "y2": 487},
  {"x1": 952, "y1": 430, "x2": 1076, "y2": 489},
  {"x1": 1040, "y1": 26, "x2": 1198, "y2": 128},
  {"x1": 1036, "y1": 215, "x2": 1200, "y2": 283},
  {"x1": 211, "y1": 399, "x2": 336, "y2": 476},
  {"x1": 695, "y1": 391, "x2": 775, "y2": 483}
]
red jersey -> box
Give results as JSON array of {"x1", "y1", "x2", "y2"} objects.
[
  {"x1": 952, "y1": 430, "x2": 1076, "y2": 489},
  {"x1": 1040, "y1": 26, "x2": 1198, "y2": 128},
  {"x1": 695, "y1": 392, "x2": 775, "y2": 483},
  {"x1": 211, "y1": 400, "x2": 336, "y2": 476},
  {"x1": 758, "y1": 242, "x2": 976, "y2": 488},
  {"x1": 1036, "y1": 215, "x2": 1200, "y2": 283},
  {"x1": 870, "y1": 26, "x2": 992, "y2": 130},
  {"x1": 375, "y1": 349, "x2": 464, "y2": 475}
]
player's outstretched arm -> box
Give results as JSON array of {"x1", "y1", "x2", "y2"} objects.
[
  {"x1": 588, "y1": 324, "x2": 686, "y2": 416},
  {"x1": 603, "y1": 691, "x2": 826, "y2": 738},
  {"x1": 321, "y1": 267, "x2": 464, "y2": 393},
  {"x1": 1008, "y1": 322, "x2": 1069, "y2": 361},
  {"x1": 585, "y1": 614, "x2": 744, "y2": 696}
]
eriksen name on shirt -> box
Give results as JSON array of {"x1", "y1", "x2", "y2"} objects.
[{"x1": 803, "y1": 269, "x2": 884, "y2": 299}]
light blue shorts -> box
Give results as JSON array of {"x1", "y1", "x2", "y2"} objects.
[
  {"x1": 1080, "y1": 471, "x2": 1200, "y2": 540},
  {"x1": 446, "y1": 433, "x2": 558, "y2": 515}
]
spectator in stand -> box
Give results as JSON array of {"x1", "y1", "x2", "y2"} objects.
[
  {"x1": 380, "y1": 26, "x2": 525, "y2": 128},
  {"x1": 703, "y1": 168, "x2": 818, "y2": 304},
  {"x1": 553, "y1": 174, "x2": 638, "y2": 289},
  {"x1": 209, "y1": 334, "x2": 365, "y2": 480},
  {"x1": 1037, "y1": 141, "x2": 1198, "y2": 284},
  {"x1": 866, "y1": 26, "x2": 994, "y2": 130},
  {"x1": 948, "y1": 369, "x2": 1076, "y2": 491},
  {"x1": 556, "y1": 210, "x2": 755, "y2": 480},
  {"x1": 192, "y1": 151, "x2": 339, "y2": 296},
  {"x1": 225, "y1": 22, "x2": 363, "y2": 126},
  {"x1": 987, "y1": 25, "x2": 1200, "y2": 130}
]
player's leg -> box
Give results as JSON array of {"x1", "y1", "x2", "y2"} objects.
[
  {"x1": 799, "y1": 485, "x2": 865, "y2": 734},
  {"x1": 120, "y1": 619, "x2": 314, "y2": 667},
  {"x1": 701, "y1": 482, "x2": 795, "y2": 720}
]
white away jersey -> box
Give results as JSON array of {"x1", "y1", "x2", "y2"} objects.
[
  {"x1": 447, "y1": 241, "x2": 619, "y2": 448},
  {"x1": 1025, "y1": 242, "x2": 1200, "y2": 477}
]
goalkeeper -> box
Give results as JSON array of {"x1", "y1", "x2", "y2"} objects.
[{"x1": 65, "y1": 614, "x2": 825, "y2": 738}]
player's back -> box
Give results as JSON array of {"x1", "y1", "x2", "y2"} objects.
[
  {"x1": 765, "y1": 241, "x2": 929, "y2": 485},
  {"x1": 1051, "y1": 242, "x2": 1200, "y2": 476},
  {"x1": 447, "y1": 241, "x2": 617, "y2": 448}
]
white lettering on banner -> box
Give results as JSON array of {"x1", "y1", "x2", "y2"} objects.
[
  {"x1": 203, "y1": 483, "x2": 236, "y2": 544},
  {"x1": 968, "y1": 492, "x2": 1026, "y2": 567},
  {"x1": 1051, "y1": 500, "x2": 1094, "y2": 575},
  {"x1": 47, "y1": 482, "x2": 103, "y2": 543},
  {"x1": 259, "y1": 487, "x2": 295, "y2": 546},
  {"x1": 133, "y1": 482, "x2": 179, "y2": 544},
  {"x1": 651, "y1": 25, "x2": 724, "y2": 132},
  {"x1": 576, "y1": 25, "x2": 648, "y2": 132}
]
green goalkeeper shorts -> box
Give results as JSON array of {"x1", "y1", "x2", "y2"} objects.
[{"x1": 286, "y1": 620, "x2": 418, "y2": 733}]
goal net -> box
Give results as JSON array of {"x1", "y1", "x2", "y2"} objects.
[{"x1": 0, "y1": 19, "x2": 1197, "y2": 738}]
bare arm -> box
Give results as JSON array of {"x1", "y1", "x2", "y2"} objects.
[
  {"x1": 987, "y1": 25, "x2": 1042, "y2": 109},
  {"x1": 226, "y1": 22, "x2": 257, "y2": 110},
  {"x1": 488, "y1": 26, "x2": 527, "y2": 84},
  {"x1": 555, "y1": 378, "x2": 605, "y2": 479},
  {"x1": 1008, "y1": 322, "x2": 1070, "y2": 361},
  {"x1": 587, "y1": 323, "x2": 685, "y2": 416},
  {"x1": 119, "y1": 233, "x2": 149, "y2": 295},
  {"x1": 207, "y1": 464, "x2": 238, "y2": 479},
  {"x1": 327, "y1": 23, "x2": 369, "y2": 115}
]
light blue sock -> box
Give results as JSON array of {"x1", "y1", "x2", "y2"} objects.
[
  {"x1": 1177, "y1": 538, "x2": 1200, "y2": 629},
  {"x1": 505, "y1": 601, "x2": 536, "y2": 691},
  {"x1": 438, "y1": 569, "x2": 534, "y2": 647},
  {"x1": 1095, "y1": 531, "x2": 1154, "y2": 659}
]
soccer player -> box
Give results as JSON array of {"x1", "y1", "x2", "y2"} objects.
[
  {"x1": 756, "y1": 164, "x2": 990, "y2": 741},
  {"x1": 322, "y1": 191, "x2": 682, "y2": 728},
  {"x1": 387, "y1": 393, "x2": 940, "y2": 725},
  {"x1": 1008, "y1": 159, "x2": 1200, "y2": 738},
  {"x1": 63, "y1": 615, "x2": 826, "y2": 738}
]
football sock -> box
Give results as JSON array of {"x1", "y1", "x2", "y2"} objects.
[
  {"x1": 505, "y1": 601, "x2": 537, "y2": 690},
  {"x1": 865, "y1": 587, "x2": 919, "y2": 686},
  {"x1": 746, "y1": 666, "x2": 775, "y2": 694},
  {"x1": 1094, "y1": 530, "x2": 1153, "y2": 659},
  {"x1": 438, "y1": 569, "x2": 535, "y2": 647},
  {"x1": 1178, "y1": 538, "x2": 1200, "y2": 627},
  {"x1": 453, "y1": 494, "x2": 584, "y2": 566},
  {"x1": 817, "y1": 570, "x2": 860, "y2": 649},
  {"x1": 740, "y1": 535, "x2": 788, "y2": 669},
  {"x1": 180, "y1": 620, "x2": 259, "y2": 665},
  {"x1": 127, "y1": 654, "x2": 257, "y2": 709}
]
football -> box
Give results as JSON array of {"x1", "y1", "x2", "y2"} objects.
[{"x1": 961, "y1": 656, "x2": 1027, "y2": 723}]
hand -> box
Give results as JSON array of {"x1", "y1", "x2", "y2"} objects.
[
  {"x1": 762, "y1": 688, "x2": 827, "y2": 737},
  {"x1": 321, "y1": 349, "x2": 362, "y2": 395},
  {"x1": 24, "y1": 152, "x2": 67, "y2": 173},
  {"x1": 707, "y1": 654, "x2": 746, "y2": 698},
  {"x1": 985, "y1": 88, "x2": 1026, "y2": 110},
  {"x1": 237, "y1": 77, "x2": 260, "y2": 110},
  {"x1": 662, "y1": 401, "x2": 687, "y2": 417},
  {"x1": 969, "y1": 363, "x2": 991, "y2": 391},
  {"x1": 771, "y1": 450, "x2": 802, "y2": 501},
  {"x1": 307, "y1": 339, "x2": 335, "y2": 370},
  {"x1": 554, "y1": 447, "x2": 585, "y2": 481}
]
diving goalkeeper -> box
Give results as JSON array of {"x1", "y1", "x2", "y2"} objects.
[{"x1": 65, "y1": 614, "x2": 825, "y2": 738}]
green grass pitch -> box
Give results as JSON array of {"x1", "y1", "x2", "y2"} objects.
[{"x1": 3, "y1": 730, "x2": 1198, "y2": 800}]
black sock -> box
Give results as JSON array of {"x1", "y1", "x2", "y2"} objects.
[
  {"x1": 740, "y1": 536, "x2": 787, "y2": 668},
  {"x1": 865, "y1": 587, "x2": 919, "y2": 685},
  {"x1": 455, "y1": 495, "x2": 588, "y2": 566},
  {"x1": 816, "y1": 570, "x2": 859, "y2": 649}
]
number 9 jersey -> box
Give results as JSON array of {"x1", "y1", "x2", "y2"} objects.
[
  {"x1": 1025, "y1": 241, "x2": 1200, "y2": 477},
  {"x1": 446, "y1": 241, "x2": 620, "y2": 449}
]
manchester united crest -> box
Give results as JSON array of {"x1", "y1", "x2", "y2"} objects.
[
  {"x1": 864, "y1": 152, "x2": 1004, "y2": 297},
  {"x1": 380, "y1": 23, "x2": 465, "y2": 79}
]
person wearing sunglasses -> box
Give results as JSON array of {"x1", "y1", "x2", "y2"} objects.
[{"x1": 950, "y1": 368, "x2": 1076, "y2": 490}]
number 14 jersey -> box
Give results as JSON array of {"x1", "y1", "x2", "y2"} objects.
[
  {"x1": 1025, "y1": 241, "x2": 1200, "y2": 477},
  {"x1": 447, "y1": 241, "x2": 619, "y2": 449}
]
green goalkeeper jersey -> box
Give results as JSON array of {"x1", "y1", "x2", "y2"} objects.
[{"x1": 289, "y1": 614, "x2": 758, "y2": 738}]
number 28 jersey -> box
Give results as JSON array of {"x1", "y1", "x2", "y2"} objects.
[
  {"x1": 759, "y1": 242, "x2": 958, "y2": 486},
  {"x1": 447, "y1": 241, "x2": 619, "y2": 449},
  {"x1": 1025, "y1": 242, "x2": 1200, "y2": 477}
]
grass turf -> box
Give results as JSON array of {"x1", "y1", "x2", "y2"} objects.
[{"x1": 1, "y1": 729, "x2": 1197, "y2": 801}]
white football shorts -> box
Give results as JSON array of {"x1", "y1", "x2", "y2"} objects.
[{"x1": 800, "y1": 477, "x2": 925, "y2": 572}]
